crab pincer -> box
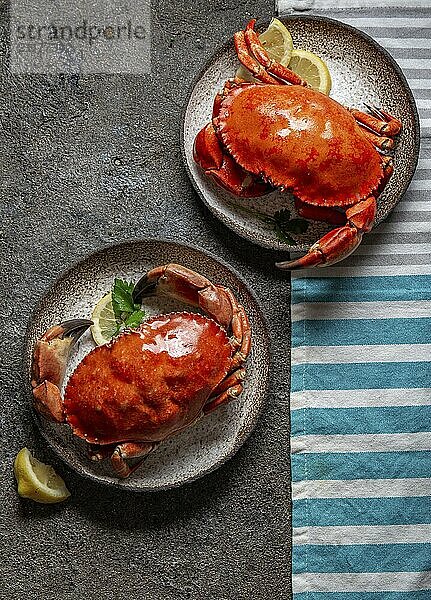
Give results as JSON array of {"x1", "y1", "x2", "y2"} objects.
[
  {"x1": 276, "y1": 197, "x2": 377, "y2": 269},
  {"x1": 31, "y1": 319, "x2": 93, "y2": 423},
  {"x1": 133, "y1": 263, "x2": 251, "y2": 367}
]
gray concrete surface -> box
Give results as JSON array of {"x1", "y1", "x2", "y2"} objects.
[{"x1": 0, "y1": 1, "x2": 294, "y2": 598}]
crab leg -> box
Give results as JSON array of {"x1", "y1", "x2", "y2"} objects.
[
  {"x1": 230, "y1": 305, "x2": 251, "y2": 370},
  {"x1": 277, "y1": 196, "x2": 377, "y2": 270},
  {"x1": 32, "y1": 319, "x2": 92, "y2": 422},
  {"x1": 204, "y1": 384, "x2": 244, "y2": 415},
  {"x1": 350, "y1": 106, "x2": 402, "y2": 137},
  {"x1": 381, "y1": 155, "x2": 394, "y2": 183},
  {"x1": 358, "y1": 125, "x2": 395, "y2": 151},
  {"x1": 244, "y1": 19, "x2": 307, "y2": 86},
  {"x1": 212, "y1": 368, "x2": 246, "y2": 396},
  {"x1": 111, "y1": 441, "x2": 157, "y2": 478},
  {"x1": 204, "y1": 368, "x2": 246, "y2": 414},
  {"x1": 88, "y1": 443, "x2": 116, "y2": 461},
  {"x1": 295, "y1": 198, "x2": 346, "y2": 226},
  {"x1": 234, "y1": 30, "x2": 279, "y2": 84},
  {"x1": 215, "y1": 284, "x2": 250, "y2": 359}
]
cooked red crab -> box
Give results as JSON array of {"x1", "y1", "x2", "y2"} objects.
[
  {"x1": 193, "y1": 19, "x2": 402, "y2": 268},
  {"x1": 31, "y1": 264, "x2": 251, "y2": 478}
]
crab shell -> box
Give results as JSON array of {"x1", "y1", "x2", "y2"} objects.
[
  {"x1": 64, "y1": 312, "x2": 232, "y2": 445},
  {"x1": 215, "y1": 84, "x2": 384, "y2": 207}
]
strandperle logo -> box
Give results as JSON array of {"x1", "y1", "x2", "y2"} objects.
[
  {"x1": 10, "y1": 1, "x2": 151, "y2": 74},
  {"x1": 15, "y1": 20, "x2": 147, "y2": 47}
]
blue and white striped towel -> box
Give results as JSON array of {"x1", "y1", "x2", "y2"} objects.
[{"x1": 277, "y1": 1, "x2": 431, "y2": 597}]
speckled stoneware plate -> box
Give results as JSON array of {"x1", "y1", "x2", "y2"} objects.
[
  {"x1": 23, "y1": 240, "x2": 270, "y2": 492},
  {"x1": 182, "y1": 15, "x2": 420, "y2": 252}
]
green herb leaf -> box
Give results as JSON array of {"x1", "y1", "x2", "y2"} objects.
[
  {"x1": 273, "y1": 210, "x2": 309, "y2": 244},
  {"x1": 112, "y1": 278, "x2": 135, "y2": 318},
  {"x1": 111, "y1": 278, "x2": 146, "y2": 331},
  {"x1": 282, "y1": 218, "x2": 310, "y2": 234},
  {"x1": 273, "y1": 208, "x2": 292, "y2": 227},
  {"x1": 124, "y1": 310, "x2": 146, "y2": 329},
  {"x1": 226, "y1": 200, "x2": 310, "y2": 246},
  {"x1": 274, "y1": 223, "x2": 296, "y2": 245},
  {"x1": 114, "y1": 322, "x2": 125, "y2": 337}
]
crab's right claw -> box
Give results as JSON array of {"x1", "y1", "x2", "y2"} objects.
[
  {"x1": 133, "y1": 264, "x2": 213, "y2": 307},
  {"x1": 276, "y1": 197, "x2": 376, "y2": 270},
  {"x1": 31, "y1": 319, "x2": 92, "y2": 422},
  {"x1": 276, "y1": 225, "x2": 363, "y2": 270}
]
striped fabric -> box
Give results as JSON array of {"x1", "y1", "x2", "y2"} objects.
[{"x1": 277, "y1": 2, "x2": 431, "y2": 598}]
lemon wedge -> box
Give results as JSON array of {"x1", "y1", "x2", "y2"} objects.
[
  {"x1": 288, "y1": 49, "x2": 332, "y2": 94},
  {"x1": 91, "y1": 292, "x2": 117, "y2": 346},
  {"x1": 14, "y1": 448, "x2": 71, "y2": 504},
  {"x1": 236, "y1": 18, "x2": 293, "y2": 81}
]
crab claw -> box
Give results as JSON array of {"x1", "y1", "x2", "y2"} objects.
[
  {"x1": 193, "y1": 123, "x2": 270, "y2": 197},
  {"x1": 276, "y1": 225, "x2": 363, "y2": 270},
  {"x1": 133, "y1": 264, "x2": 234, "y2": 326},
  {"x1": 31, "y1": 319, "x2": 92, "y2": 422},
  {"x1": 133, "y1": 264, "x2": 251, "y2": 368},
  {"x1": 277, "y1": 197, "x2": 376, "y2": 270}
]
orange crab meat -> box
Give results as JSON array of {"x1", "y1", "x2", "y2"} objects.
[{"x1": 64, "y1": 313, "x2": 232, "y2": 445}]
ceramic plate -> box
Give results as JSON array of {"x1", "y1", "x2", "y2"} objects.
[
  {"x1": 182, "y1": 15, "x2": 420, "y2": 252},
  {"x1": 23, "y1": 240, "x2": 270, "y2": 491}
]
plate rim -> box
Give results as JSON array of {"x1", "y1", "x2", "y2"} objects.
[
  {"x1": 22, "y1": 237, "x2": 272, "y2": 492},
  {"x1": 180, "y1": 14, "x2": 421, "y2": 253}
]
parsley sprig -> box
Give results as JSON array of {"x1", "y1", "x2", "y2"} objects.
[
  {"x1": 272, "y1": 208, "x2": 309, "y2": 245},
  {"x1": 228, "y1": 203, "x2": 309, "y2": 245},
  {"x1": 111, "y1": 278, "x2": 146, "y2": 334}
]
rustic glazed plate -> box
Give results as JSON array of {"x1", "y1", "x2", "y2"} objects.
[
  {"x1": 24, "y1": 240, "x2": 270, "y2": 491},
  {"x1": 182, "y1": 15, "x2": 420, "y2": 252}
]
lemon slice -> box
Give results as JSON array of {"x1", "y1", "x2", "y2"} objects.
[
  {"x1": 236, "y1": 18, "x2": 294, "y2": 81},
  {"x1": 260, "y1": 18, "x2": 293, "y2": 66},
  {"x1": 288, "y1": 49, "x2": 332, "y2": 94},
  {"x1": 91, "y1": 292, "x2": 117, "y2": 345},
  {"x1": 14, "y1": 448, "x2": 71, "y2": 504}
]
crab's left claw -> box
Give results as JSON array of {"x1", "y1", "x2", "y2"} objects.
[
  {"x1": 276, "y1": 197, "x2": 376, "y2": 270},
  {"x1": 193, "y1": 123, "x2": 271, "y2": 198},
  {"x1": 31, "y1": 319, "x2": 93, "y2": 422}
]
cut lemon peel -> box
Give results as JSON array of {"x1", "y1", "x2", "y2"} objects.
[
  {"x1": 14, "y1": 448, "x2": 71, "y2": 504},
  {"x1": 91, "y1": 292, "x2": 117, "y2": 346},
  {"x1": 288, "y1": 48, "x2": 332, "y2": 94},
  {"x1": 260, "y1": 18, "x2": 293, "y2": 67}
]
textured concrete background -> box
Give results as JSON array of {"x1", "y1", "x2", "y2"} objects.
[{"x1": 0, "y1": 0, "x2": 294, "y2": 598}]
